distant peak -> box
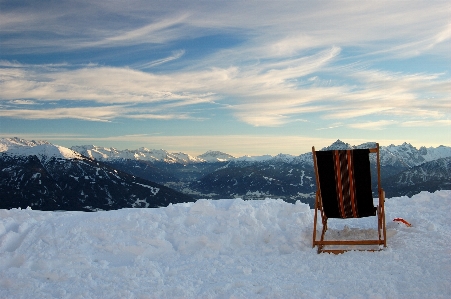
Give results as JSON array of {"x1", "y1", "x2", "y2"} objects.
[
  {"x1": 199, "y1": 150, "x2": 231, "y2": 157},
  {"x1": 197, "y1": 150, "x2": 235, "y2": 162},
  {"x1": 331, "y1": 139, "x2": 349, "y2": 146},
  {"x1": 321, "y1": 139, "x2": 352, "y2": 151}
]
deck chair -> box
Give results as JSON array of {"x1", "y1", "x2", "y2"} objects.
[{"x1": 312, "y1": 143, "x2": 386, "y2": 254}]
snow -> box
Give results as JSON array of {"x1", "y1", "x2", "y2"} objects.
[
  {"x1": 71, "y1": 145, "x2": 206, "y2": 163},
  {"x1": 421, "y1": 145, "x2": 451, "y2": 162},
  {"x1": 1, "y1": 190, "x2": 450, "y2": 298},
  {"x1": 1, "y1": 137, "x2": 82, "y2": 163},
  {"x1": 198, "y1": 150, "x2": 236, "y2": 162},
  {"x1": 4, "y1": 138, "x2": 451, "y2": 168},
  {"x1": 235, "y1": 154, "x2": 274, "y2": 162}
]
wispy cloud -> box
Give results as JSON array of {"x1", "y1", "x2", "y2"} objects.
[
  {"x1": 401, "y1": 120, "x2": 451, "y2": 127},
  {"x1": 0, "y1": 106, "x2": 124, "y2": 122},
  {"x1": 8, "y1": 99, "x2": 35, "y2": 105},
  {"x1": 0, "y1": 103, "x2": 204, "y2": 122},
  {"x1": 1, "y1": 44, "x2": 450, "y2": 127},
  {"x1": 1, "y1": 1, "x2": 450, "y2": 152},
  {"x1": 348, "y1": 120, "x2": 397, "y2": 130},
  {"x1": 79, "y1": 14, "x2": 191, "y2": 49},
  {"x1": 136, "y1": 50, "x2": 186, "y2": 69},
  {"x1": 1, "y1": 1, "x2": 449, "y2": 56}
]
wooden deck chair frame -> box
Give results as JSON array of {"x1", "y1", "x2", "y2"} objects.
[{"x1": 312, "y1": 143, "x2": 386, "y2": 254}]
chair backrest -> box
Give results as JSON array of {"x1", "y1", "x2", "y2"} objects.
[{"x1": 314, "y1": 148, "x2": 376, "y2": 218}]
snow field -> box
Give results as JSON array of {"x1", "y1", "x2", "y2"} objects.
[{"x1": 0, "y1": 190, "x2": 450, "y2": 298}]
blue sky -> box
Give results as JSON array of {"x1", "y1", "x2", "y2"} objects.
[{"x1": 1, "y1": 1, "x2": 450, "y2": 156}]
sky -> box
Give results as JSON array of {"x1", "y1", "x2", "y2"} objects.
[{"x1": 1, "y1": 1, "x2": 450, "y2": 157}]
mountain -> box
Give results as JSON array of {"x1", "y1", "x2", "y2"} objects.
[
  {"x1": 384, "y1": 157, "x2": 451, "y2": 197},
  {"x1": 188, "y1": 160, "x2": 316, "y2": 206},
  {"x1": 197, "y1": 150, "x2": 236, "y2": 162},
  {"x1": 0, "y1": 138, "x2": 194, "y2": 211},
  {"x1": 2, "y1": 137, "x2": 451, "y2": 210},
  {"x1": 71, "y1": 145, "x2": 204, "y2": 164},
  {"x1": 72, "y1": 139, "x2": 451, "y2": 205},
  {"x1": 1, "y1": 137, "x2": 82, "y2": 162},
  {"x1": 317, "y1": 139, "x2": 451, "y2": 168},
  {"x1": 381, "y1": 142, "x2": 451, "y2": 167},
  {"x1": 70, "y1": 145, "x2": 235, "y2": 164},
  {"x1": 184, "y1": 140, "x2": 450, "y2": 203},
  {"x1": 70, "y1": 140, "x2": 451, "y2": 167}
]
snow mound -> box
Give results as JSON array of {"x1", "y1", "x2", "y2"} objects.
[{"x1": 0, "y1": 190, "x2": 450, "y2": 298}]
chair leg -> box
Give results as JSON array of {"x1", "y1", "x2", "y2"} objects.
[
  {"x1": 382, "y1": 206, "x2": 387, "y2": 247},
  {"x1": 312, "y1": 197, "x2": 319, "y2": 248},
  {"x1": 317, "y1": 217, "x2": 328, "y2": 253},
  {"x1": 381, "y1": 190, "x2": 386, "y2": 247},
  {"x1": 377, "y1": 205, "x2": 382, "y2": 241}
]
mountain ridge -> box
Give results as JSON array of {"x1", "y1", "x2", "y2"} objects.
[
  {"x1": 1, "y1": 137, "x2": 450, "y2": 210},
  {"x1": 0, "y1": 138, "x2": 195, "y2": 211},
  {"x1": 3, "y1": 137, "x2": 450, "y2": 167}
]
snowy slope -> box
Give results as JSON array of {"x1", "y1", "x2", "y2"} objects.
[
  {"x1": 1, "y1": 137, "x2": 82, "y2": 164},
  {"x1": 420, "y1": 145, "x2": 451, "y2": 162},
  {"x1": 1, "y1": 190, "x2": 450, "y2": 299},
  {"x1": 0, "y1": 137, "x2": 49, "y2": 150},
  {"x1": 71, "y1": 145, "x2": 203, "y2": 164},
  {"x1": 197, "y1": 150, "x2": 236, "y2": 162},
  {"x1": 0, "y1": 138, "x2": 194, "y2": 211},
  {"x1": 67, "y1": 140, "x2": 451, "y2": 173},
  {"x1": 382, "y1": 142, "x2": 451, "y2": 167},
  {"x1": 384, "y1": 157, "x2": 451, "y2": 197}
]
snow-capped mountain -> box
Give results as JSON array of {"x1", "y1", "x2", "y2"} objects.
[
  {"x1": 70, "y1": 139, "x2": 451, "y2": 168},
  {"x1": 186, "y1": 140, "x2": 451, "y2": 202},
  {"x1": 197, "y1": 150, "x2": 236, "y2": 162},
  {"x1": 382, "y1": 143, "x2": 451, "y2": 168},
  {"x1": 0, "y1": 138, "x2": 194, "y2": 211},
  {"x1": 384, "y1": 157, "x2": 451, "y2": 197},
  {"x1": 72, "y1": 146, "x2": 278, "y2": 164},
  {"x1": 235, "y1": 154, "x2": 274, "y2": 162},
  {"x1": 71, "y1": 145, "x2": 203, "y2": 164},
  {"x1": 1, "y1": 137, "x2": 82, "y2": 164},
  {"x1": 2, "y1": 137, "x2": 451, "y2": 209},
  {"x1": 319, "y1": 139, "x2": 451, "y2": 168},
  {"x1": 0, "y1": 137, "x2": 49, "y2": 149}
]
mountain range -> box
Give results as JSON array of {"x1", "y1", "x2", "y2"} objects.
[
  {"x1": 0, "y1": 137, "x2": 194, "y2": 211},
  {"x1": 1, "y1": 137, "x2": 450, "y2": 211}
]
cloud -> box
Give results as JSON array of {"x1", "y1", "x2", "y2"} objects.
[
  {"x1": 8, "y1": 99, "x2": 35, "y2": 105},
  {"x1": 1, "y1": 1, "x2": 449, "y2": 57},
  {"x1": 0, "y1": 106, "x2": 124, "y2": 122},
  {"x1": 401, "y1": 120, "x2": 451, "y2": 127},
  {"x1": 0, "y1": 104, "x2": 204, "y2": 122},
  {"x1": 319, "y1": 69, "x2": 451, "y2": 122},
  {"x1": 136, "y1": 50, "x2": 186, "y2": 69},
  {"x1": 1, "y1": 45, "x2": 450, "y2": 127},
  {"x1": 0, "y1": 47, "x2": 341, "y2": 125},
  {"x1": 348, "y1": 120, "x2": 397, "y2": 130},
  {"x1": 79, "y1": 14, "x2": 191, "y2": 49},
  {"x1": 0, "y1": 65, "x2": 215, "y2": 104},
  {"x1": 1, "y1": 1, "x2": 450, "y2": 130}
]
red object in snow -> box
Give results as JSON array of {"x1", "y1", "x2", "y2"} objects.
[{"x1": 393, "y1": 218, "x2": 412, "y2": 227}]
